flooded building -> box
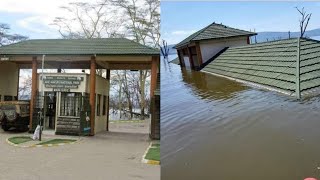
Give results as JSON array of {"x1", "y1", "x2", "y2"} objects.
[
  {"x1": 0, "y1": 38, "x2": 160, "y2": 138},
  {"x1": 174, "y1": 22, "x2": 256, "y2": 70},
  {"x1": 174, "y1": 22, "x2": 320, "y2": 99},
  {"x1": 202, "y1": 38, "x2": 320, "y2": 98}
]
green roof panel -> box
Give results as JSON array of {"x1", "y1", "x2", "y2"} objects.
[
  {"x1": 174, "y1": 23, "x2": 256, "y2": 48},
  {"x1": 202, "y1": 38, "x2": 320, "y2": 96},
  {"x1": 0, "y1": 38, "x2": 159, "y2": 55}
]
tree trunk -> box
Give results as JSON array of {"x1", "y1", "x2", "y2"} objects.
[
  {"x1": 123, "y1": 70, "x2": 133, "y2": 119},
  {"x1": 139, "y1": 70, "x2": 147, "y2": 120}
]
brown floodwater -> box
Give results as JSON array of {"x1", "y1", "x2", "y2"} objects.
[{"x1": 161, "y1": 58, "x2": 320, "y2": 180}]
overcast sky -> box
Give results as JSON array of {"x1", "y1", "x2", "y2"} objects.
[
  {"x1": 1, "y1": 1, "x2": 320, "y2": 44},
  {"x1": 0, "y1": 0, "x2": 92, "y2": 39},
  {"x1": 161, "y1": 1, "x2": 320, "y2": 44}
]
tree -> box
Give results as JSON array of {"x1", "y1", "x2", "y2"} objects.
[
  {"x1": 52, "y1": 0, "x2": 125, "y2": 39},
  {"x1": 296, "y1": 7, "x2": 312, "y2": 38},
  {"x1": 52, "y1": 0, "x2": 126, "y2": 76},
  {"x1": 112, "y1": 0, "x2": 159, "y2": 119},
  {"x1": 18, "y1": 73, "x2": 32, "y2": 100},
  {"x1": 112, "y1": 0, "x2": 160, "y2": 48},
  {"x1": 160, "y1": 39, "x2": 169, "y2": 58},
  {"x1": 52, "y1": 0, "x2": 159, "y2": 120},
  {"x1": 0, "y1": 23, "x2": 28, "y2": 46}
]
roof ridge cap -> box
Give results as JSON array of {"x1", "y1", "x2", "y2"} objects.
[{"x1": 190, "y1": 22, "x2": 217, "y2": 41}]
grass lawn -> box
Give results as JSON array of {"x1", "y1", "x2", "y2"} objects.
[
  {"x1": 37, "y1": 139, "x2": 77, "y2": 145},
  {"x1": 145, "y1": 143, "x2": 160, "y2": 161},
  {"x1": 8, "y1": 136, "x2": 32, "y2": 144}
]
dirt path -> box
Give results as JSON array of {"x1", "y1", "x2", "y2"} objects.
[{"x1": 0, "y1": 129, "x2": 160, "y2": 180}]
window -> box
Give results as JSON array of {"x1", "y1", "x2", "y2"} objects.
[
  {"x1": 60, "y1": 93, "x2": 81, "y2": 117},
  {"x1": 96, "y1": 94, "x2": 101, "y2": 116},
  {"x1": 102, "y1": 95, "x2": 107, "y2": 115},
  {"x1": 4, "y1": 96, "x2": 13, "y2": 101}
]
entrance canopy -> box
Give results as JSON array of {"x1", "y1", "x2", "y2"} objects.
[
  {"x1": 0, "y1": 38, "x2": 160, "y2": 136},
  {"x1": 0, "y1": 38, "x2": 159, "y2": 70}
]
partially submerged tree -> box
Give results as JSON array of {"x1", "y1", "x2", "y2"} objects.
[
  {"x1": 160, "y1": 39, "x2": 170, "y2": 59},
  {"x1": 0, "y1": 23, "x2": 28, "y2": 46},
  {"x1": 296, "y1": 7, "x2": 312, "y2": 38}
]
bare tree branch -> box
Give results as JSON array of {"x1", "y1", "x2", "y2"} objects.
[{"x1": 296, "y1": 7, "x2": 312, "y2": 38}]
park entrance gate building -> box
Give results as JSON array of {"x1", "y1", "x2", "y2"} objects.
[{"x1": 0, "y1": 38, "x2": 160, "y2": 139}]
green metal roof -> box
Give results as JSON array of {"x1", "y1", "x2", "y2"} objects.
[
  {"x1": 202, "y1": 38, "x2": 320, "y2": 97},
  {"x1": 174, "y1": 22, "x2": 257, "y2": 49},
  {"x1": 0, "y1": 38, "x2": 159, "y2": 55}
]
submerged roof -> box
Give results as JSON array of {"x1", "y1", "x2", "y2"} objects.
[
  {"x1": 0, "y1": 38, "x2": 159, "y2": 55},
  {"x1": 174, "y1": 22, "x2": 257, "y2": 49},
  {"x1": 202, "y1": 38, "x2": 320, "y2": 97}
]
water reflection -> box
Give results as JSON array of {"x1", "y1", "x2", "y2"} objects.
[
  {"x1": 181, "y1": 68, "x2": 248, "y2": 100},
  {"x1": 161, "y1": 60, "x2": 320, "y2": 180}
]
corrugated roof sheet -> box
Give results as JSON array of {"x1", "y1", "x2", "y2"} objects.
[
  {"x1": 174, "y1": 22, "x2": 256, "y2": 48},
  {"x1": 202, "y1": 38, "x2": 320, "y2": 97},
  {"x1": 0, "y1": 38, "x2": 159, "y2": 55}
]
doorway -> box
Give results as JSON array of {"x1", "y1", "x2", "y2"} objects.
[{"x1": 44, "y1": 92, "x2": 56, "y2": 130}]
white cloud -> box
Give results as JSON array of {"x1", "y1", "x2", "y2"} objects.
[
  {"x1": 17, "y1": 16, "x2": 54, "y2": 33},
  {"x1": 0, "y1": 0, "x2": 93, "y2": 38},
  {"x1": 171, "y1": 30, "x2": 196, "y2": 35},
  {"x1": 161, "y1": 29, "x2": 196, "y2": 44},
  {"x1": 0, "y1": 0, "x2": 87, "y2": 15}
]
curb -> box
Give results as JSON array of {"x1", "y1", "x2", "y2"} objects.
[
  {"x1": 141, "y1": 142, "x2": 160, "y2": 165},
  {"x1": 6, "y1": 137, "x2": 80, "y2": 148}
]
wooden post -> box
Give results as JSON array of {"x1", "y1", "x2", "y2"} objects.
[
  {"x1": 150, "y1": 56, "x2": 159, "y2": 98},
  {"x1": 29, "y1": 57, "x2": 37, "y2": 131},
  {"x1": 195, "y1": 42, "x2": 203, "y2": 66},
  {"x1": 296, "y1": 38, "x2": 301, "y2": 99},
  {"x1": 247, "y1": 37, "x2": 250, "y2": 44},
  {"x1": 177, "y1": 49, "x2": 185, "y2": 67},
  {"x1": 90, "y1": 56, "x2": 96, "y2": 135},
  {"x1": 106, "y1": 69, "x2": 110, "y2": 131},
  {"x1": 187, "y1": 47, "x2": 195, "y2": 70},
  {"x1": 57, "y1": 67, "x2": 61, "y2": 73},
  {"x1": 16, "y1": 67, "x2": 20, "y2": 99}
]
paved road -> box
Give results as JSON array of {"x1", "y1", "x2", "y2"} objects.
[
  {"x1": 0, "y1": 129, "x2": 160, "y2": 180},
  {"x1": 109, "y1": 120, "x2": 150, "y2": 134}
]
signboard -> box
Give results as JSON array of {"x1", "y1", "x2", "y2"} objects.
[
  {"x1": 0, "y1": 57, "x2": 9, "y2": 61},
  {"x1": 43, "y1": 76, "x2": 84, "y2": 92}
]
